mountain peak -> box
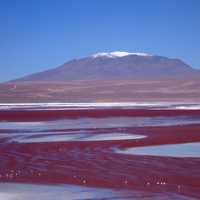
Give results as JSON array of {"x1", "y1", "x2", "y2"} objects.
[
  {"x1": 12, "y1": 52, "x2": 198, "y2": 82},
  {"x1": 91, "y1": 51, "x2": 152, "y2": 58}
]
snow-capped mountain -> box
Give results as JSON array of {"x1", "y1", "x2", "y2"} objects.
[
  {"x1": 91, "y1": 51, "x2": 152, "y2": 58},
  {"x1": 13, "y1": 51, "x2": 200, "y2": 81}
]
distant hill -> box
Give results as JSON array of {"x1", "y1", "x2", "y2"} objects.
[
  {"x1": 2, "y1": 51, "x2": 200, "y2": 103},
  {"x1": 12, "y1": 51, "x2": 200, "y2": 81}
]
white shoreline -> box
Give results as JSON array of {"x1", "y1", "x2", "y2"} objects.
[{"x1": 0, "y1": 102, "x2": 200, "y2": 110}]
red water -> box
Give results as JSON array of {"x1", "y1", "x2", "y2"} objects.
[{"x1": 0, "y1": 108, "x2": 200, "y2": 199}]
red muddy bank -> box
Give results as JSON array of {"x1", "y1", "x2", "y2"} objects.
[
  {"x1": 0, "y1": 108, "x2": 200, "y2": 199},
  {"x1": 1, "y1": 108, "x2": 200, "y2": 121}
]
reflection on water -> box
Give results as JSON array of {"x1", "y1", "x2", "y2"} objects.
[
  {"x1": 116, "y1": 142, "x2": 200, "y2": 158},
  {"x1": 0, "y1": 132, "x2": 146, "y2": 143},
  {"x1": 1, "y1": 116, "x2": 200, "y2": 130},
  {"x1": 0, "y1": 183, "x2": 131, "y2": 200},
  {"x1": 0, "y1": 183, "x2": 195, "y2": 200}
]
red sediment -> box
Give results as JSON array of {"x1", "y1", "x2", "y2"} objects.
[
  {"x1": 1, "y1": 109, "x2": 200, "y2": 121},
  {"x1": 0, "y1": 109, "x2": 200, "y2": 198}
]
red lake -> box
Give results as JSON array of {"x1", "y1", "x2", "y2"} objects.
[{"x1": 0, "y1": 103, "x2": 200, "y2": 200}]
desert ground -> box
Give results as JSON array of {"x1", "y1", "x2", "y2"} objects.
[{"x1": 0, "y1": 79, "x2": 200, "y2": 103}]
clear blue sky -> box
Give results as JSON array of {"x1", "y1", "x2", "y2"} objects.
[{"x1": 0, "y1": 0, "x2": 200, "y2": 82}]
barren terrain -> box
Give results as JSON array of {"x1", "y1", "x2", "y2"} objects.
[{"x1": 1, "y1": 79, "x2": 200, "y2": 103}]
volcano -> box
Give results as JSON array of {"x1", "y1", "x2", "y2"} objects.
[
  {"x1": 13, "y1": 51, "x2": 200, "y2": 81},
  {"x1": 1, "y1": 51, "x2": 200, "y2": 103}
]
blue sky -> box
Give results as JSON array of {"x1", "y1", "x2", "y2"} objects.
[{"x1": 0, "y1": 0, "x2": 200, "y2": 82}]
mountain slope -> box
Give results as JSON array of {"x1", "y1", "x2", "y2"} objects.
[{"x1": 13, "y1": 52, "x2": 200, "y2": 81}]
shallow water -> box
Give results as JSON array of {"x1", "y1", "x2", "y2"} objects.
[
  {"x1": 116, "y1": 142, "x2": 200, "y2": 158},
  {"x1": 0, "y1": 183, "x2": 195, "y2": 200},
  {"x1": 1, "y1": 132, "x2": 146, "y2": 143},
  {"x1": 1, "y1": 115, "x2": 200, "y2": 129},
  {"x1": 0, "y1": 104, "x2": 200, "y2": 199}
]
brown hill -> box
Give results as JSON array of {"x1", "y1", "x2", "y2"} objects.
[
  {"x1": 1, "y1": 52, "x2": 200, "y2": 103},
  {"x1": 13, "y1": 52, "x2": 200, "y2": 81}
]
